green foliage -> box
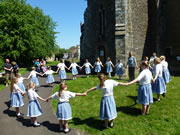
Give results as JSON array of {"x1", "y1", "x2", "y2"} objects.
[
  {"x1": 52, "y1": 76, "x2": 180, "y2": 135},
  {"x1": 54, "y1": 47, "x2": 67, "y2": 60},
  {"x1": 0, "y1": 0, "x2": 57, "y2": 66}
]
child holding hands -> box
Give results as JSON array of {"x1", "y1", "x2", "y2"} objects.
[
  {"x1": 86, "y1": 73, "x2": 125, "y2": 129},
  {"x1": 27, "y1": 82, "x2": 47, "y2": 127},
  {"x1": 46, "y1": 81, "x2": 87, "y2": 133}
]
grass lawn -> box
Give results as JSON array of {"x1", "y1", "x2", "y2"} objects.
[
  {"x1": 0, "y1": 68, "x2": 29, "y2": 91},
  {"x1": 52, "y1": 75, "x2": 180, "y2": 135}
]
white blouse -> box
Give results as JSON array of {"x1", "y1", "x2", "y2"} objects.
[
  {"x1": 27, "y1": 89, "x2": 39, "y2": 101},
  {"x1": 51, "y1": 91, "x2": 76, "y2": 102},
  {"x1": 96, "y1": 80, "x2": 119, "y2": 97},
  {"x1": 137, "y1": 68, "x2": 152, "y2": 85}
]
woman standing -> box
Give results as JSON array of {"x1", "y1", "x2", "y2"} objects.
[{"x1": 126, "y1": 52, "x2": 138, "y2": 81}]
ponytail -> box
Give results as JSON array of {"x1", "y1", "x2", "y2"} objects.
[
  {"x1": 10, "y1": 77, "x2": 17, "y2": 93},
  {"x1": 98, "y1": 73, "x2": 107, "y2": 88},
  {"x1": 58, "y1": 81, "x2": 67, "y2": 97}
]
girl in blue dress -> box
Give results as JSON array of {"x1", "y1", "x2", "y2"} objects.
[
  {"x1": 160, "y1": 56, "x2": 171, "y2": 84},
  {"x1": 27, "y1": 82, "x2": 47, "y2": 127},
  {"x1": 115, "y1": 60, "x2": 124, "y2": 79},
  {"x1": 85, "y1": 73, "x2": 125, "y2": 129},
  {"x1": 10, "y1": 77, "x2": 25, "y2": 117},
  {"x1": 94, "y1": 57, "x2": 103, "y2": 75},
  {"x1": 152, "y1": 58, "x2": 166, "y2": 101},
  {"x1": 17, "y1": 73, "x2": 29, "y2": 94},
  {"x1": 126, "y1": 61, "x2": 153, "y2": 115},
  {"x1": 56, "y1": 59, "x2": 68, "y2": 81},
  {"x1": 42, "y1": 66, "x2": 55, "y2": 86},
  {"x1": 68, "y1": 59, "x2": 81, "y2": 80},
  {"x1": 46, "y1": 81, "x2": 86, "y2": 133},
  {"x1": 81, "y1": 59, "x2": 94, "y2": 77},
  {"x1": 104, "y1": 57, "x2": 114, "y2": 78}
]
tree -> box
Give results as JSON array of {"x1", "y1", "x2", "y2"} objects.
[{"x1": 0, "y1": 0, "x2": 57, "y2": 66}]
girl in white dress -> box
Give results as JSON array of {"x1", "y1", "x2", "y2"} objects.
[
  {"x1": 94, "y1": 57, "x2": 103, "y2": 75},
  {"x1": 115, "y1": 60, "x2": 124, "y2": 79},
  {"x1": 56, "y1": 59, "x2": 68, "y2": 81},
  {"x1": 42, "y1": 66, "x2": 55, "y2": 86},
  {"x1": 104, "y1": 57, "x2": 115, "y2": 78}
]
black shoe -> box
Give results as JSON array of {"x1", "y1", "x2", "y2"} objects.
[
  {"x1": 109, "y1": 122, "x2": 114, "y2": 128},
  {"x1": 16, "y1": 113, "x2": 24, "y2": 118},
  {"x1": 162, "y1": 93, "x2": 166, "y2": 97}
]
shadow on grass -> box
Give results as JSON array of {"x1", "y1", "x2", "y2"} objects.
[
  {"x1": 42, "y1": 121, "x2": 59, "y2": 133},
  {"x1": 117, "y1": 95, "x2": 141, "y2": 116},
  {"x1": 71, "y1": 117, "x2": 105, "y2": 131}
]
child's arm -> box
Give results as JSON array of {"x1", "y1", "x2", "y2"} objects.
[
  {"x1": 118, "y1": 82, "x2": 128, "y2": 86},
  {"x1": 17, "y1": 88, "x2": 25, "y2": 96},
  {"x1": 86, "y1": 87, "x2": 96, "y2": 94},
  {"x1": 37, "y1": 95, "x2": 47, "y2": 102},
  {"x1": 126, "y1": 79, "x2": 138, "y2": 85},
  {"x1": 56, "y1": 67, "x2": 60, "y2": 73},
  {"x1": 68, "y1": 65, "x2": 72, "y2": 70},
  {"x1": 27, "y1": 73, "x2": 32, "y2": 79},
  {"x1": 75, "y1": 92, "x2": 87, "y2": 96}
]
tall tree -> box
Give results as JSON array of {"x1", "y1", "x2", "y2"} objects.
[{"x1": 0, "y1": 0, "x2": 57, "y2": 66}]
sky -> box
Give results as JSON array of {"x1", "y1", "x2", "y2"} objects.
[{"x1": 26, "y1": 0, "x2": 87, "y2": 49}]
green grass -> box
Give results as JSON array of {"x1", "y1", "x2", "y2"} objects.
[
  {"x1": 52, "y1": 76, "x2": 180, "y2": 135},
  {"x1": 0, "y1": 68, "x2": 29, "y2": 91},
  {"x1": 46, "y1": 61, "x2": 59, "y2": 66}
]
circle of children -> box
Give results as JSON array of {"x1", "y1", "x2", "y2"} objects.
[{"x1": 9, "y1": 52, "x2": 171, "y2": 133}]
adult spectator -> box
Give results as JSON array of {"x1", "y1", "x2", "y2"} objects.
[
  {"x1": 126, "y1": 52, "x2": 138, "y2": 81},
  {"x1": 3, "y1": 59, "x2": 13, "y2": 87}
]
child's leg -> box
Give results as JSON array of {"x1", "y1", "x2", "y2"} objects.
[
  {"x1": 108, "y1": 72, "x2": 111, "y2": 78},
  {"x1": 157, "y1": 94, "x2": 160, "y2": 101},
  {"x1": 142, "y1": 105, "x2": 147, "y2": 115},
  {"x1": 64, "y1": 120, "x2": 71, "y2": 132},
  {"x1": 15, "y1": 107, "x2": 19, "y2": 114},
  {"x1": 104, "y1": 120, "x2": 108, "y2": 128},
  {"x1": 109, "y1": 119, "x2": 114, "y2": 127},
  {"x1": 59, "y1": 120, "x2": 63, "y2": 129},
  {"x1": 146, "y1": 105, "x2": 150, "y2": 114}
]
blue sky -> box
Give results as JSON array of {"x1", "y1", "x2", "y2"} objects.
[{"x1": 26, "y1": 0, "x2": 87, "y2": 49}]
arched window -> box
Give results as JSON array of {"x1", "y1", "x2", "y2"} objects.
[{"x1": 99, "y1": 5, "x2": 105, "y2": 38}]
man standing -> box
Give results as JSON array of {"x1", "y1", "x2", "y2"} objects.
[{"x1": 3, "y1": 59, "x2": 13, "y2": 87}]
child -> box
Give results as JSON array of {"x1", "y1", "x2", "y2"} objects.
[
  {"x1": 85, "y1": 73, "x2": 125, "y2": 129},
  {"x1": 160, "y1": 56, "x2": 171, "y2": 84},
  {"x1": 42, "y1": 66, "x2": 55, "y2": 86},
  {"x1": 27, "y1": 82, "x2": 47, "y2": 127},
  {"x1": 115, "y1": 60, "x2": 124, "y2": 79},
  {"x1": 56, "y1": 59, "x2": 68, "y2": 81},
  {"x1": 68, "y1": 59, "x2": 81, "y2": 80},
  {"x1": 152, "y1": 58, "x2": 166, "y2": 101},
  {"x1": 46, "y1": 81, "x2": 86, "y2": 133},
  {"x1": 126, "y1": 61, "x2": 153, "y2": 115},
  {"x1": 28, "y1": 67, "x2": 42, "y2": 89},
  {"x1": 94, "y1": 57, "x2": 103, "y2": 74},
  {"x1": 17, "y1": 73, "x2": 28, "y2": 94},
  {"x1": 104, "y1": 57, "x2": 114, "y2": 78},
  {"x1": 81, "y1": 59, "x2": 94, "y2": 78},
  {"x1": 10, "y1": 77, "x2": 25, "y2": 117}
]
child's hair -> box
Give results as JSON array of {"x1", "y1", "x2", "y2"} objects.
[
  {"x1": 107, "y1": 57, "x2": 111, "y2": 61},
  {"x1": 98, "y1": 73, "x2": 107, "y2": 88},
  {"x1": 47, "y1": 66, "x2": 51, "y2": 70},
  {"x1": 160, "y1": 56, "x2": 166, "y2": 61},
  {"x1": 17, "y1": 73, "x2": 22, "y2": 77},
  {"x1": 117, "y1": 60, "x2": 120, "y2": 63},
  {"x1": 72, "y1": 59, "x2": 75, "y2": 63},
  {"x1": 27, "y1": 82, "x2": 35, "y2": 91},
  {"x1": 10, "y1": 77, "x2": 18, "y2": 93},
  {"x1": 144, "y1": 56, "x2": 149, "y2": 61},
  {"x1": 141, "y1": 61, "x2": 149, "y2": 68},
  {"x1": 11, "y1": 61, "x2": 16, "y2": 65},
  {"x1": 32, "y1": 67, "x2": 36, "y2": 70},
  {"x1": 154, "y1": 57, "x2": 161, "y2": 64},
  {"x1": 96, "y1": 57, "x2": 100, "y2": 62},
  {"x1": 58, "y1": 81, "x2": 67, "y2": 97},
  {"x1": 60, "y1": 59, "x2": 64, "y2": 63},
  {"x1": 129, "y1": 52, "x2": 133, "y2": 58}
]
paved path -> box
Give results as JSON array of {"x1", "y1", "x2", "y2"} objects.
[{"x1": 0, "y1": 73, "x2": 88, "y2": 135}]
